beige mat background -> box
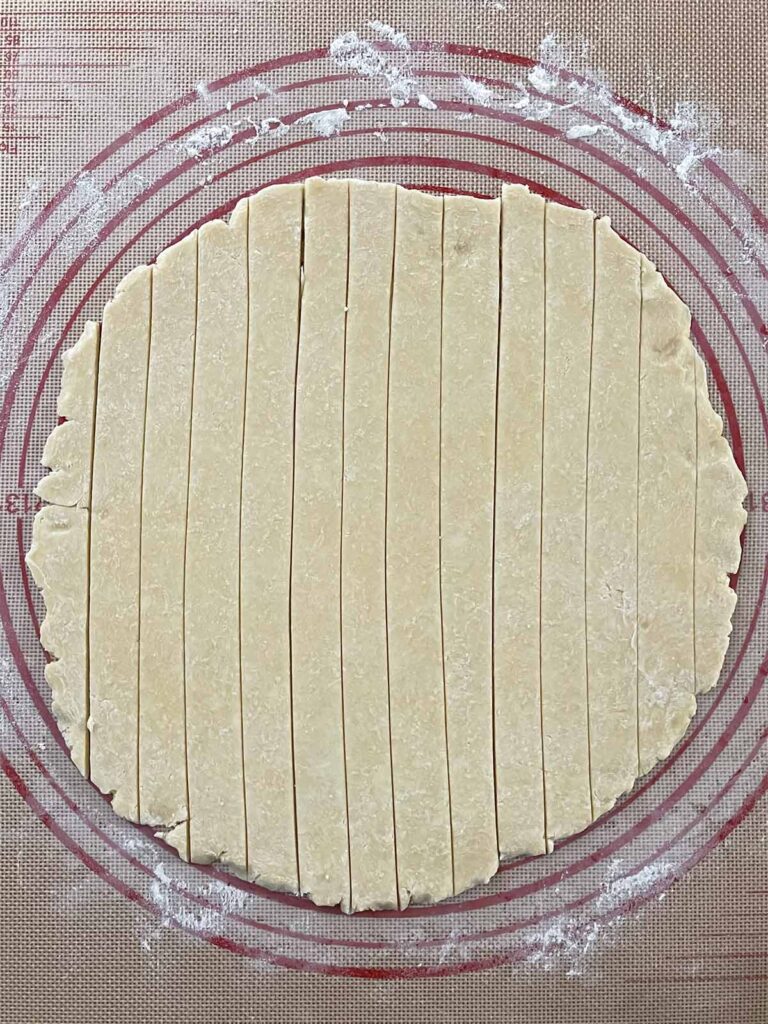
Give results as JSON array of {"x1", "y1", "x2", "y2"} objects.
[{"x1": 1, "y1": 2, "x2": 767, "y2": 1021}]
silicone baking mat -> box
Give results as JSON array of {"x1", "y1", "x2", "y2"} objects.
[{"x1": 1, "y1": 2, "x2": 767, "y2": 1021}]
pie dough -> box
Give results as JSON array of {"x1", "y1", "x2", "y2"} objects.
[
  {"x1": 495, "y1": 185, "x2": 547, "y2": 858},
  {"x1": 586, "y1": 219, "x2": 642, "y2": 818},
  {"x1": 89, "y1": 265, "x2": 151, "y2": 821},
  {"x1": 540, "y1": 201, "x2": 595, "y2": 840},
  {"x1": 290, "y1": 178, "x2": 350, "y2": 907},
  {"x1": 30, "y1": 178, "x2": 747, "y2": 912},
  {"x1": 343, "y1": 180, "x2": 399, "y2": 911},
  {"x1": 387, "y1": 186, "x2": 454, "y2": 906},
  {"x1": 139, "y1": 230, "x2": 196, "y2": 856},
  {"x1": 637, "y1": 257, "x2": 698, "y2": 774},
  {"x1": 241, "y1": 183, "x2": 302, "y2": 894},
  {"x1": 182, "y1": 202, "x2": 249, "y2": 869},
  {"x1": 441, "y1": 195, "x2": 500, "y2": 892}
]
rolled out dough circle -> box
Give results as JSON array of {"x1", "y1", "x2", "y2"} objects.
[{"x1": 27, "y1": 178, "x2": 746, "y2": 913}]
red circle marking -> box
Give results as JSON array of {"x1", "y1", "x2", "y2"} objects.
[
  {"x1": 1, "y1": 46, "x2": 765, "y2": 970},
  {"x1": 4, "y1": 146, "x2": 765, "y2": 942},
  {"x1": 2, "y1": 685, "x2": 766, "y2": 974},
  {"x1": 4, "y1": 138, "x2": 763, "y2": 917}
]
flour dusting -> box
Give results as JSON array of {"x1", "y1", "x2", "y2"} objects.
[
  {"x1": 176, "y1": 122, "x2": 234, "y2": 158},
  {"x1": 297, "y1": 107, "x2": 351, "y2": 138},
  {"x1": 460, "y1": 76, "x2": 494, "y2": 107},
  {"x1": 597, "y1": 859, "x2": 676, "y2": 911},
  {"x1": 527, "y1": 64, "x2": 557, "y2": 94},
  {"x1": 329, "y1": 27, "x2": 415, "y2": 107},
  {"x1": 368, "y1": 19, "x2": 410, "y2": 50},
  {"x1": 565, "y1": 123, "x2": 601, "y2": 139}
]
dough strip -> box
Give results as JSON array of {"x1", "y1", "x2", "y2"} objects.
[
  {"x1": 89, "y1": 266, "x2": 152, "y2": 820},
  {"x1": 138, "y1": 232, "x2": 197, "y2": 850},
  {"x1": 692, "y1": 351, "x2": 747, "y2": 693},
  {"x1": 440, "y1": 194, "x2": 500, "y2": 892},
  {"x1": 637, "y1": 257, "x2": 697, "y2": 774},
  {"x1": 241, "y1": 183, "x2": 302, "y2": 892},
  {"x1": 84, "y1": 325, "x2": 100, "y2": 779},
  {"x1": 540, "y1": 201, "x2": 594, "y2": 843},
  {"x1": 437, "y1": 203, "x2": 456, "y2": 897},
  {"x1": 585, "y1": 220, "x2": 642, "y2": 818},
  {"x1": 342, "y1": 180, "x2": 399, "y2": 911},
  {"x1": 291, "y1": 177, "x2": 350, "y2": 908},
  {"x1": 495, "y1": 184, "x2": 548, "y2": 857},
  {"x1": 184, "y1": 202, "x2": 249, "y2": 869},
  {"x1": 28, "y1": 317, "x2": 99, "y2": 779},
  {"x1": 387, "y1": 186, "x2": 453, "y2": 906}
]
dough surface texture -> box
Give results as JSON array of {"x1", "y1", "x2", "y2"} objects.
[{"x1": 29, "y1": 178, "x2": 746, "y2": 912}]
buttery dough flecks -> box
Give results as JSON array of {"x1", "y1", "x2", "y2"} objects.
[{"x1": 29, "y1": 178, "x2": 747, "y2": 912}]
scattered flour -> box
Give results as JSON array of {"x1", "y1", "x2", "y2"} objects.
[
  {"x1": 418, "y1": 93, "x2": 437, "y2": 111},
  {"x1": 521, "y1": 32, "x2": 724, "y2": 188},
  {"x1": 524, "y1": 917, "x2": 603, "y2": 975},
  {"x1": 565, "y1": 123, "x2": 601, "y2": 139},
  {"x1": 297, "y1": 107, "x2": 351, "y2": 138},
  {"x1": 597, "y1": 859, "x2": 676, "y2": 911},
  {"x1": 17, "y1": 177, "x2": 41, "y2": 213},
  {"x1": 459, "y1": 76, "x2": 495, "y2": 107},
  {"x1": 329, "y1": 28, "x2": 415, "y2": 107},
  {"x1": 147, "y1": 862, "x2": 248, "y2": 935},
  {"x1": 176, "y1": 122, "x2": 234, "y2": 158},
  {"x1": 527, "y1": 64, "x2": 557, "y2": 94},
  {"x1": 368, "y1": 19, "x2": 410, "y2": 50}
]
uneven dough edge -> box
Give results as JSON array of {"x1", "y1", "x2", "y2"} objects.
[
  {"x1": 88, "y1": 263, "x2": 153, "y2": 821},
  {"x1": 26, "y1": 505, "x2": 90, "y2": 774},
  {"x1": 35, "y1": 322, "x2": 100, "y2": 508},
  {"x1": 692, "y1": 350, "x2": 748, "y2": 694},
  {"x1": 638, "y1": 256, "x2": 697, "y2": 775},
  {"x1": 28, "y1": 320, "x2": 101, "y2": 774},
  {"x1": 586, "y1": 218, "x2": 642, "y2": 820}
]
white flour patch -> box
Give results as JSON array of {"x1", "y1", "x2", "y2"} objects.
[
  {"x1": 175, "y1": 122, "x2": 234, "y2": 159},
  {"x1": 528, "y1": 64, "x2": 557, "y2": 94},
  {"x1": 368, "y1": 19, "x2": 410, "y2": 50},
  {"x1": 597, "y1": 859, "x2": 676, "y2": 911},
  {"x1": 460, "y1": 76, "x2": 494, "y2": 107},
  {"x1": 145, "y1": 862, "x2": 249, "y2": 940},
  {"x1": 520, "y1": 32, "x2": 729, "y2": 191},
  {"x1": 523, "y1": 917, "x2": 603, "y2": 975},
  {"x1": 195, "y1": 80, "x2": 211, "y2": 102},
  {"x1": 60, "y1": 170, "x2": 147, "y2": 257},
  {"x1": 329, "y1": 28, "x2": 415, "y2": 108},
  {"x1": 17, "y1": 177, "x2": 42, "y2": 213},
  {"x1": 297, "y1": 107, "x2": 351, "y2": 138},
  {"x1": 418, "y1": 93, "x2": 437, "y2": 111},
  {"x1": 243, "y1": 116, "x2": 289, "y2": 143},
  {"x1": 565, "y1": 123, "x2": 602, "y2": 139}
]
